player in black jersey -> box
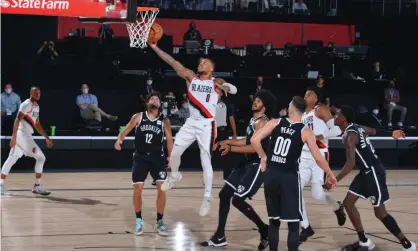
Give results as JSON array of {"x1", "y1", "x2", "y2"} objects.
[
  {"x1": 200, "y1": 89, "x2": 276, "y2": 250},
  {"x1": 334, "y1": 106, "x2": 416, "y2": 251},
  {"x1": 251, "y1": 96, "x2": 337, "y2": 251},
  {"x1": 114, "y1": 92, "x2": 173, "y2": 237}
]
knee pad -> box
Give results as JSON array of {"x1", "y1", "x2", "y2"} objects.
[
  {"x1": 34, "y1": 151, "x2": 46, "y2": 173},
  {"x1": 219, "y1": 185, "x2": 234, "y2": 202}
]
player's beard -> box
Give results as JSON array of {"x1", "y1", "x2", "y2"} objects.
[{"x1": 148, "y1": 104, "x2": 160, "y2": 110}]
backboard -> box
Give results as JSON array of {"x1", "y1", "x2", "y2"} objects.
[{"x1": 78, "y1": 0, "x2": 138, "y2": 23}]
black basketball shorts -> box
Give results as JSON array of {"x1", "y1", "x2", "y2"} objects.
[
  {"x1": 348, "y1": 170, "x2": 390, "y2": 207},
  {"x1": 132, "y1": 152, "x2": 167, "y2": 184},
  {"x1": 224, "y1": 160, "x2": 264, "y2": 199},
  {"x1": 264, "y1": 169, "x2": 303, "y2": 222}
]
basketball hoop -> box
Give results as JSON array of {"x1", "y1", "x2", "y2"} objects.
[{"x1": 126, "y1": 7, "x2": 159, "y2": 48}]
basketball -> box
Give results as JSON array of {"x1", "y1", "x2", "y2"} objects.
[{"x1": 148, "y1": 23, "x2": 163, "y2": 43}]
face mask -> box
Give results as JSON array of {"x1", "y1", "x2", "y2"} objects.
[
  {"x1": 279, "y1": 110, "x2": 287, "y2": 117},
  {"x1": 82, "y1": 88, "x2": 89, "y2": 94},
  {"x1": 182, "y1": 103, "x2": 189, "y2": 109},
  {"x1": 147, "y1": 80, "x2": 152, "y2": 85},
  {"x1": 5, "y1": 88, "x2": 12, "y2": 94},
  {"x1": 266, "y1": 46, "x2": 272, "y2": 50},
  {"x1": 373, "y1": 109, "x2": 379, "y2": 115}
]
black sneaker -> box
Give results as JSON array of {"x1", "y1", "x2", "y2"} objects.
[
  {"x1": 200, "y1": 234, "x2": 228, "y2": 247},
  {"x1": 299, "y1": 225, "x2": 315, "y2": 244},
  {"x1": 334, "y1": 201, "x2": 347, "y2": 226},
  {"x1": 258, "y1": 224, "x2": 269, "y2": 250},
  {"x1": 152, "y1": 180, "x2": 156, "y2": 186},
  {"x1": 341, "y1": 241, "x2": 370, "y2": 251}
]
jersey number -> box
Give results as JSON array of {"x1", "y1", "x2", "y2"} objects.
[
  {"x1": 206, "y1": 94, "x2": 210, "y2": 102},
  {"x1": 145, "y1": 134, "x2": 153, "y2": 144},
  {"x1": 308, "y1": 122, "x2": 313, "y2": 130},
  {"x1": 273, "y1": 136, "x2": 291, "y2": 157}
]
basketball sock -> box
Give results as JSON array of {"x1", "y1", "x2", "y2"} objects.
[
  {"x1": 215, "y1": 186, "x2": 234, "y2": 237},
  {"x1": 0, "y1": 179, "x2": 4, "y2": 186},
  {"x1": 200, "y1": 152, "x2": 213, "y2": 197},
  {"x1": 357, "y1": 231, "x2": 368, "y2": 243},
  {"x1": 157, "y1": 213, "x2": 163, "y2": 222},
  {"x1": 301, "y1": 197, "x2": 310, "y2": 228},
  {"x1": 35, "y1": 179, "x2": 41, "y2": 185},
  {"x1": 136, "y1": 211, "x2": 142, "y2": 219},
  {"x1": 287, "y1": 222, "x2": 300, "y2": 251},
  {"x1": 231, "y1": 196, "x2": 266, "y2": 231},
  {"x1": 268, "y1": 219, "x2": 280, "y2": 251}
]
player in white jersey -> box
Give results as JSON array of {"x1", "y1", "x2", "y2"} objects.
[
  {"x1": 1, "y1": 87, "x2": 53, "y2": 196},
  {"x1": 299, "y1": 86, "x2": 346, "y2": 243},
  {"x1": 149, "y1": 41, "x2": 237, "y2": 216}
]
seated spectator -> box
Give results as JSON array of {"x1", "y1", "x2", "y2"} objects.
[
  {"x1": 173, "y1": 97, "x2": 190, "y2": 125},
  {"x1": 76, "y1": 84, "x2": 118, "y2": 123},
  {"x1": 249, "y1": 76, "x2": 264, "y2": 102},
  {"x1": 262, "y1": 42, "x2": 275, "y2": 56},
  {"x1": 384, "y1": 79, "x2": 407, "y2": 127},
  {"x1": 293, "y1": 0, "x2": 309, "y2": 14},
  {"x1": 372, "y1": 61, "x2": 385, "y2": 80},
  {"x1": 1, "y1": 83, "x2": 21, "y2": 121},
  {"x1": 315, "y1": 75, "x2": 330, "y2": 106}
]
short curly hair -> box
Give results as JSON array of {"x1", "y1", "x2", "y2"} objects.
[{"x1": 254, "y1": 89, "x2": 277, "y2": 119}]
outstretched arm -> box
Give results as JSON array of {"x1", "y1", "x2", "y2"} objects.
[
  {"x1": 149, "y1": 43, "x2": 195, "y2": 84},
  {"x1": 114, "y1": 113, "x2": 140, "y2": 150},
  {"x1": 164, "y1": 117, "x2": 174, "y2": 160},
  {"x1": 336, "y1": 132, "x2": 358, "y2": 182}
]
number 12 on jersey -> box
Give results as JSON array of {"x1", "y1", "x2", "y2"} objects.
[
  {"x1": 145, "y1": 133, "x2": 153, "y2": 144},
  {"x1": 271, "y1": 136, "x2": 291, "y2": 164}
]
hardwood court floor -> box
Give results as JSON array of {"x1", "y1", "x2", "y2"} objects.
[{"x1": 1, "y1": 170, "x2": 417, "y2": 251}]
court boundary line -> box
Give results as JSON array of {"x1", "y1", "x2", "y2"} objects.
[{"x1": 6, "y1": 183, "x2": 418, "y2": 192}]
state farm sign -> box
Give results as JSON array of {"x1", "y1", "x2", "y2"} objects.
[
  {"x1": 2, "y1": 0, "x2": 69, "y2": 10},
  {"x1": 1, "y1": 0, "x2": 106, "y2": 17}
]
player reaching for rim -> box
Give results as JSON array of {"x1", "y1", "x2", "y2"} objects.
[
  {"x1": 333, "y1": 106, "x2": 416, "y2": 251},
  {"x1": 149, "y1": 40, "x2": 237, "y2": 216}
]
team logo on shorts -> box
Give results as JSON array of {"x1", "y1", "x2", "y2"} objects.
[
  {"x1": 159, "y1": 171, "x2": 166, "y2": 179},
  {"x1": 237, "y1": 185, "x2": 245, "y2": 193},
  {"x1": 370, "y1": 196, "x2": 376, "y2": 204}
]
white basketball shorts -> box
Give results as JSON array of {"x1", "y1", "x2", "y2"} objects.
[
  {"x1": 299, "y1": 150, "x2": 329, "y2": 187},
  {"x1": 174, "y1": 117, "x2": 217, "y2": 155},
  {"x1": 9, "y1": 130, "x2": 44, "y2": 159}
]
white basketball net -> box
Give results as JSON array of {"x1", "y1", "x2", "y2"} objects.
[{"x1": 126, "y1": 9, "x2": 159, "y2": 48}]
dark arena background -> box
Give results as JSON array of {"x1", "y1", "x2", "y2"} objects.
[{"x1": 1, "y1": 0, "x2": 418, "y2": 250}]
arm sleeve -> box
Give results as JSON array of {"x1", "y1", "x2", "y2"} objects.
[{"x1": 223, "y1": 83, "x2": 238, "y2": 95}]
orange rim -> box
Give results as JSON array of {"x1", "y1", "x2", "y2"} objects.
[{"x1": 137, "y1": 7, "x2": 159, "y2": 11}]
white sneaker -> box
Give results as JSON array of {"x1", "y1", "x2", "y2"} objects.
[
  {"x1": 398, "y1": 122, "x2": 404, "y2": 127},
  {"x1": 403, "y1": 241, "x2": 417, "y2": 251},
  {"x1": 388, "y1": 123, "x2": 393, "y2": 127},
  {"x1": 359, "y1": 238, "x2": 376, "y2": 250},
  {"x1": 32, "y1": 184, "x2": 51, "y2": 196},
  {"x1": 1, "y1": 185, "x2": 12, "y2": 196},
  {"x1": 199, "y1": 196, "x2": 212, "y2": 216},
  {"x1": 161, "y1": 172, "x2": 182, "y2": 192}
]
